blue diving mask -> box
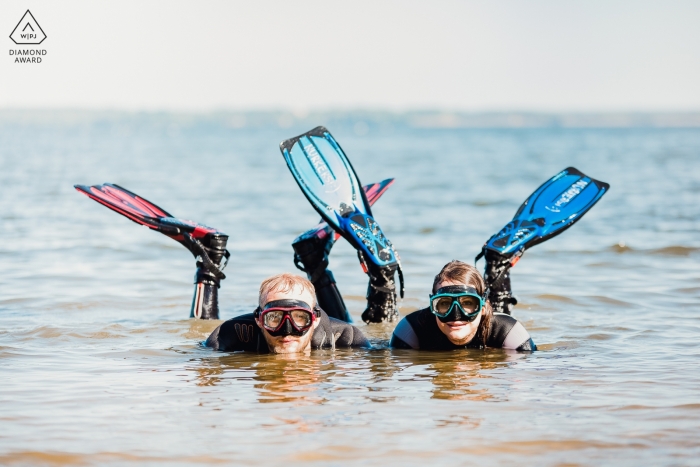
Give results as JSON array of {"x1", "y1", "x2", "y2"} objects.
[{"x1": 429, "y1": 285, "x2": 485, "y2": 323}]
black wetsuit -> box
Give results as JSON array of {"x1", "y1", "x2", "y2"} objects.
[
  {"x1": 206, "y1": 309, "x2": 370, "y2": 352},
  {"x1": 390, "y1": 307, "x2": 536, "y2": 351}
]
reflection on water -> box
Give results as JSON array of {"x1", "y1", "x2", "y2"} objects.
[
  {"x1": 426, "y1": 352, "x2": 514, "y2": 401},
  {"x1": 194, "y1": 353, "x2": 328, "y2": 405},
  {"x1": 192, "y1": 349, "x2": 523, "y2": 405},
  {"x1": 1, "y1": 114, "x2": 700, "y2": 465}
]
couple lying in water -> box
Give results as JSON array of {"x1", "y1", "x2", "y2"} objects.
[
  {"x1": 75, "y1": 126, "x2": 609, "y2": 355},
  {"x1": 206, "y1": 260, "x2": 535, "y2": 354}
]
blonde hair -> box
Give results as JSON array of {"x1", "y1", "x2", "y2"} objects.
[
  {"x1": 258, "y1": 273, "x2": 316, "y2": 307},
  {"x1": 432, "y1": 260, "x2": 493, "y2": 346}
]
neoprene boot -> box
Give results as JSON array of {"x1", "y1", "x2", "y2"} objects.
[
  {"x1": 292, "y1": 233, "x2": 352, "y2": 322},
  {"x1": 190, "y1": 233, "x2": 229, "y2": 319},
  {"x1": 483, "y1": 250, "x2": 518, "y2": 315},
  {"x1": 361, "y1": 261, "x2": 399, "y2": 323}
]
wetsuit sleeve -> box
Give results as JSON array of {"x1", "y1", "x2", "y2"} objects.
[
  {"x1": 488, "y1": 313, "x2": 536, "y2": 351},
  {"x1": 205, "y1": 313, "x2": 261, "y2": 352},
  {"x1": 516, "y1": 337, "x2": 537, "y2": 351},
  {"x1": 328, "y1": 317, "x2": 371, "y2": 348},
  {"x1": 502, "y1": 321, "x2": 536, "y2": 351},
  {"x1": 390, "y1": 317, "x2": 420, "y2": 349}
]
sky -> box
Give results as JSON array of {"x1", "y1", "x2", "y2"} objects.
[{"x1": 1, "y1": 0, "x2": 699, "y2": 112}]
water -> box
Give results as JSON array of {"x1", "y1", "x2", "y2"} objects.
[{"x1": 1, "y1": 111, "x2": 699, "y2": 466}]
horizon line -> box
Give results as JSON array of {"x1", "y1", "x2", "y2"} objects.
[{"x1": 2, "y1": 108, "x2": 700, "y2": 129}]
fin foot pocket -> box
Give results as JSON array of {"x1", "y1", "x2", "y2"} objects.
[
  {"x1": 337, "y1": 210, "x2": 398, "y2": 268},
  {"x1": 292, "y1": 229, "x2": 335, "y2": 284}
]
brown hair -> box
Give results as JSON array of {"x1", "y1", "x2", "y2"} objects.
[
  {"x1": 432, "y1": 260, "x2": 493, "y2": 346},
  {"x1": 258, "y1": 273, "x2": 316, "y2": 307}
]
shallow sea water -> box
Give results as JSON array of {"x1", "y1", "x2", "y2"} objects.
[{"x1": 1, "y1": 112, "x2": 699, "y2": 466}]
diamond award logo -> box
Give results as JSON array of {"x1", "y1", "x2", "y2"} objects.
[{"x1": 10, "y1": 10, "x2": 46, "y2": 45}]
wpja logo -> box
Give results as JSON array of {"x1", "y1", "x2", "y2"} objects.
[{"x1": 9, "y1": 10, "x2": 47, "y2": 64}]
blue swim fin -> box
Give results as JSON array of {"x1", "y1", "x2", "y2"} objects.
[
  {"x1": 293, "y1": 178, "x2": 395, "y2": 253},
  {"x1": 476, "y1": 167, "x2": 609, "y2": 315},
  {"x1": 281, "y1": 127, "x2": 403, "y2": 322},
  {"x1": 280, "y1": 126, "x2": 400, "y2": 269},
  {"x1": 291, "y1": 179, "x2": 395, "y2": 323},
  {"x1": 482, "y1": 167, "x2": 609, "y2": 259}
]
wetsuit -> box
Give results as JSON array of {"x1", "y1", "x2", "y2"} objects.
[
  {"x1": 206, "y1": 308, "x2": 370, "y2": 352},
  {"x1": 390, "y1": 307, "x2": 536, "y2": 351}
]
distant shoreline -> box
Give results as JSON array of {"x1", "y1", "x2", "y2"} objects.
[{"x1": 1, "y1": 109, "x2": 699, "y2": 129}]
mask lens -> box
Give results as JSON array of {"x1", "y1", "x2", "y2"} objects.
[
  {"x1": 433, "y1": 297, "x2": 454, "y2": 315},
  {"x1": 290, "y1": 310, "x2": 312, "y2": 328},
  {"x1": 263, "y1": 310, "x2": 285, "y2": 329},
  {"x1": 458, "y1": 296, "x2": 480, "y2": 313}
]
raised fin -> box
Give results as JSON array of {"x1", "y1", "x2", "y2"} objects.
[
  {"x1": 363, "y1": 178, "x2": 395, "y2": 206},
  {"x1": 75, "y1": 183, "x2": 224, "y2": 241},
  {"x1": 75, "y1": 183, "x2": 229, "y2": 278},
  {"x1": 281, "y1": 127, "x2": 398, "y2": 268},
  {"x1": 483, "y1": 167, "x2": 609, "y2": 257},
  {"x1": 75, "y1": 183, "x2": 173, "y2": 230},
  {"x1": 293, "y1": 178, "x2": 395, "y2": 246}
]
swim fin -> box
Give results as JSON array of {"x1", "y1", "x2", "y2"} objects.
[
  {"x1": 293, "y1": 179, "x2": 394, "y2": 322},
  {"x1": 75, "y1": 183, "x2": 230, "y2": 319},
  {"x1": 294, "y1": 178, "x2": 395, "y2": 261},
  {"x1": 280, "y1": 127, "x2": 404, "y2": 322},
  {"x1": 476, "y1": 167, "x2": 609, "y2": 314}
]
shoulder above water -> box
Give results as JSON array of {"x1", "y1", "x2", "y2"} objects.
[
  {"x1": 390, "y1": 308, "x2": 536, "y2": 351},
  {"x1": 489, "y1": 313, "x2": 535, "y2": 350},
  {"x1": 205, "y1": 310, "x2": 371, "y2": 353}
]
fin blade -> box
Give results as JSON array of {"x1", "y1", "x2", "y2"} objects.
[
  {"x1": 281, "y1": 128, "x2": 396, "y2": 267},
  {"x1": 281, "y1": 126, "x2": 369, "y2": 218},
  {"x1": 294, "y1": 179, "x2": 395, "y2": 245},
  {"x1": 364, "y1": 178, "x2": 394, "y2": 205},
  {"x1": 75, "y1": 183, "x2": 224, "y2": 243},
  {"x1": 485, "y1": 167, "x2": 609, "y2": 256},
  {"x1": 75, "y1": 183, "x2": 169, "y2": 230}
]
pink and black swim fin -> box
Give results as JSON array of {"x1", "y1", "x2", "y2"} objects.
[{"x1": 75, "y1": 183, "x2": 229, "y2": 319}]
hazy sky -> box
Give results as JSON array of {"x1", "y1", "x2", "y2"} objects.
[{"x1": 1, "y1": 0, "x2": 699, "y2": 111}]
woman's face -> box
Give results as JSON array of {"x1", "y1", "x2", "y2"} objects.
[{"x1": 434, "y1": 279, "x2": 482, "y2": 346}]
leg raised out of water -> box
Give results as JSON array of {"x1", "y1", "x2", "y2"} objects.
[
  {"x1": 292, "y1": 230, "x2": 351, "y2": 322},
  {"x1": 483, "y1": 250, "x2": 518, "y2": 315}
]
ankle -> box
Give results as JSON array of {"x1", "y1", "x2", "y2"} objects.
[{"x1": 362, "y1": 263, "x2": 399, "y2": 323}]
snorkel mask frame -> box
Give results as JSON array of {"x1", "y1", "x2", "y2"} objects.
[
  {"x1": 429, "y1": 285, "x2": 485, "y2": 323},
  {"x1": 254, "y1": 299, "x2": 321, "y2": 337}
]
